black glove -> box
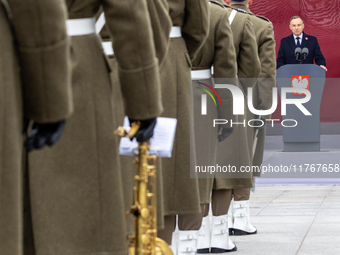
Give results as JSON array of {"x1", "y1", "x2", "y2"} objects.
[
  {"x1": 217, "y1": 127, "x2": 233, "y2": 142},
  {"x1": 129, "y1": 118, "x2": 157, "y2": 143},
  {"x1": 25, "y1": 120, "x2": 66, "y2": 152},
  {"x1": 253, "y1": 116, "x2": 266, "y2": 138}
]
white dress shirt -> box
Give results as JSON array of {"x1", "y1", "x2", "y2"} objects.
[{"x1": 293, "y1": 33, "x2": 303, "y2": 45}]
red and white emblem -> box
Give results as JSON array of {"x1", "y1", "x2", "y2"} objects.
[
  {"x1": 291, "y1": 75, "x2": 310, "y2": 96},
  {"x1": 305, "y1": 37, "x2": 308, "y2": 40}
]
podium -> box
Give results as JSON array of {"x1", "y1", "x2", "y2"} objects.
[{"x1": 276, "y1": 64, "x2": 326, "y2": 152}]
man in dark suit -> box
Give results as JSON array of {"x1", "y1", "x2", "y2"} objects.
[{"x1": 277, "y1": 16, "x2": 327, "y2": 71}]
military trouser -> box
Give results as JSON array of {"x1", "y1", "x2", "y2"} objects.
[
  {"x1": 232, "y1": 187, "x2": 250, "y2": 200},
  {"x1": 157, "y1": 188, "x2": 250, "y2": 244},
  {"x1": 158, "y1": 205, "x2": 208, "y2": 244},
  {"x1": 211, "y1": 188, "x2": 250, "y2": 216}
]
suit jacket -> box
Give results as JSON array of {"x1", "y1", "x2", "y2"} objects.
[{"x1": 277, "y1": 33, "x2": 326, "y2": 69}]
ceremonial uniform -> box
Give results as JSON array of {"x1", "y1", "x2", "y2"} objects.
[
  {"x1": 191, "y1": 1, "x2": 239, "y2": 252},
  {"x1": 191, "y1": 0, "x2": 237, "y2": 206},
  {"x1": 156, "y1": 0, "x2": 210, "y2": 250},
  {"x1": 28, "y1": 1, "x2": 163, "y2": 255},
  {"x1": 226, "y1": 3, "x2": 276, "y2": 237},
  {"x1": 160, "y1": 0, "x2": 209, "y2": 217},
  {"x1": 98, "y1": 0, "x2": 172, "y2": 235},
  {"x1": 201, "y1": 1, "x2": 261, "y2": 246},
  {"x1": 214, "y1": 0, "x2": 261, "y2": 191},
  {"x1": 189, "y1": 1, "x2": 260, "y2": 252},
  {"x1": 0, "y1": 0, "x2": 72, "y2": 254},
  {"x1": 234, "y1": 3, "x2": 276, "y2": 175}
]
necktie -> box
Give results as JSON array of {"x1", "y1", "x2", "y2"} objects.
[{"x1": 296, "y1": 37, "x2": 301, "y2": 46}]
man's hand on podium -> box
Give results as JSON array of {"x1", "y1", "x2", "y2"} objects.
[{"x1": 320, "y1": 65, "x2": 327, "y2": 71}]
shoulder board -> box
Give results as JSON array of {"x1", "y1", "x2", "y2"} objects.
[
  {"x1": 255, "y1": 14, "x2": 271, "y2": 22},
  {"x1": 209, "y1": 0, "x2": 225, "y2": 8}
]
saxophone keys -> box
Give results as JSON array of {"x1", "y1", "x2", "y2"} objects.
[
  {"x1": 141, "y1": 234, "x2": 151, "y2": 245},
  {"x1": 147, "y1": 166, "x2": 155, "y2": 171},
  {"x1": 147, "y1": 155, "x2": 156, "y2": 160},
  {"x1": 141, "y1": 208, "x2": 150, "y2": 218}
]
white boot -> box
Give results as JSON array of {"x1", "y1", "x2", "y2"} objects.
[
  {"x1": 170, "y1": 215, "x2": 179, "y2": 255},
  {"x1": 233, "y1": 200, "x2": 257, "y2": 235},
  {"x1": 170, "y1": 230, "x2": 178, "y2": 255},
  {"x1": 227, "y1": 200, "x2": 233, "y2": 235},
  {"x1": 177, "y1": 230, "x2": 198, "y2": 255},
  {"x1": 169, "y1": 245, "x2": 176, "y2": 255},
  {"x1": 210, "y1": 215, "x2": 237, "y2": 253},
  {"x1": 197, "y1": 216, "x2": 210, "y2": 253}
]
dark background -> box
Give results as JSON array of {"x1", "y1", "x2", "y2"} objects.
[{"x1": 250, "y1": 0, "x2": 340, "y2": 122}]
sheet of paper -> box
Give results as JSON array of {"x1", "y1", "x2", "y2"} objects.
[{"x1": 119, "y1": 117, "x2": 177, "y2": 158}]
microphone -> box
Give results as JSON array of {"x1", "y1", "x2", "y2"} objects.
[
  {"x1": 302, "y1": 47, "x2": 309, "y2": 61},
  {"x1": 295, "y1": 47, "x2": 302, "y2": 61}
]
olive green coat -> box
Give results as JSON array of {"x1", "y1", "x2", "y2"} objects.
[
  {"x1": 214, "y1": 2, "x2": 261, "y2": 190},
  {"x1": 0, "y1": 0, "x2": 72, "y2": 254},
  {"x1": 161, "y1": 0, "x2": 209, "y2": 215},
  {"x1": 233, "y1": 4, "x2": 276, "y2": 177},
  {"x1": 28, "y1": 1, "x2": 163, "y2": 255},
  {"x1": 99, "y1": 0, "x2": 172, "y2": 233},
  {"x1": 191, "y1": 1, "x2": 237, "y2": 204}
]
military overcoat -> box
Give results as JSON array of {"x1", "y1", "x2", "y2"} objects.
[
  {"x1": 99, "y1": 0, "x2": 172, "y2": 233},
  {"x1": 160, "y1": 0, "x2": 210, "y2": 215},
  {"x1": 0, "y1": 0, "x2": 72, "y2": 254},
  {"x1": 233, "y1": 4, "x2": 276, "y2": 177},
  {"x1": 191, "y1": 1, "x2": 237, "y2": 204},
  {"x1": 28, "y1": 1, "x2": 163, "y2": 255},
  {"x1": 214, "y1": 2, "x2": 261, "y2": 189}
]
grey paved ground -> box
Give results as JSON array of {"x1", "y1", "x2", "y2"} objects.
[{"x1": 232, "y1": 185, "x2": 340, "y2": 255}]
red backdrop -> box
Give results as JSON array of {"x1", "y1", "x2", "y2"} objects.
[{"x1": 250, "y1": 0, "x2": 340, "y2": 122}]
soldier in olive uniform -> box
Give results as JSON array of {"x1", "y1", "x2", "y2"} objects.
[
  {"x1": 192, "y1": 0, "x2": 261, "y2": 252},
  {"x1": 190, "y1": 0, "x2": 261, "y2": 252},
  {"x1": 27, "y1": 1, "x2": 164, "y2": 254},
  {"x1": 190, "y1": 1, "x2": 239, "y2": 252},
  {"x1": 156, "y1": 0, "x2": 210, "y2": 254},
  {"x1": 225, "y1": 0, "x2": 276, "y2": 236},
  {"x1": 0, "y1": 0, "x2": 72, "y2": 254},
  {"x1": 214, "y1": 0, "x2": 261, "y2": 196},
  {"x1": 97, "y1": 0, "x2": 172, "y2": 236}
]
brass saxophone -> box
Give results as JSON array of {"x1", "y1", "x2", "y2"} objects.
[{"x1": 115, "y1": 123, "x2": 173, "y2": 255}]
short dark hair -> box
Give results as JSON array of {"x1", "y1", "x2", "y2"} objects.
[{"x1": 290, "y1": 16, "x2": 303, "y2": 23}]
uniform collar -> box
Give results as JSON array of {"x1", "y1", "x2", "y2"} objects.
[{"x1": 230, "y1": 4, "x2": 252, "y2": 14}]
